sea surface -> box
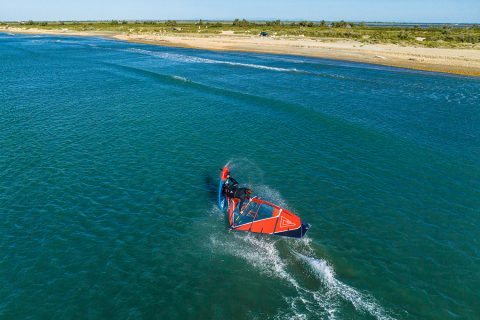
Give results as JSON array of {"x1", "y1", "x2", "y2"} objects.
[{"x1": 1, "y1": 33, "x2": 479, "y2": 320}]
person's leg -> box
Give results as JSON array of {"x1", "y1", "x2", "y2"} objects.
[
  {"x1": 238, "y1": 198, "x2": 244, "y2": 212},
  {"x1": 239, "y1": 191, "x2": 249, "y2": 212}
]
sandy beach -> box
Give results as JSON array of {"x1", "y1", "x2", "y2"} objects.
[{"x1": 3, "y1": 26, "x2": 480, "y2": 76}]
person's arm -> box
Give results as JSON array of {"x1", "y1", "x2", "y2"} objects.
[{"x1": 230, "y1": 177, "x2": 239, "y2": 187}]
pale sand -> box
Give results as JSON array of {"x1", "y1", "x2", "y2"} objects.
[{"x1": 3, "y1": 27, "x2": 480, "y2": 76}]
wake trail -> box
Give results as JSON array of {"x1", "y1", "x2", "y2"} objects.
[
  {"x1": 211, "y1": 232, "x2": 394, "y2": 319},
  {"x1": 210, "y1": 209, "x2": 393, "y2": 319},
  {"x1": 293, "y1": 252, "x2": 395, "y2": 320},
  {"x1": 211, "y1": 163, "x2": 394, "y2": 319}
]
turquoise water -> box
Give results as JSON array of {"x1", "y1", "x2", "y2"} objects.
[{"x1": 1, "y1": 33, "x2": 479, "y2": 320}]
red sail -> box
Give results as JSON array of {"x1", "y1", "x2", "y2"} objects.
[{"x1": 220, "y1": 165, "x2": 310, "y2": 238}]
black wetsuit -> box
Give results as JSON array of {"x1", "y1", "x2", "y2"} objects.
[
  {"x1": 223, "y1": 177, "x2": 239, "y2": 198},
  {"x1": 233, "y1": 188, "x2": 251, "y2": 212}
]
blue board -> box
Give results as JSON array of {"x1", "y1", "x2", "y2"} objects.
[{"x1": 218, "y1": 179, "x2": 226, "y2": 211}]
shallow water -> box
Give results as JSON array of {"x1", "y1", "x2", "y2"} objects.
[{"x1": 1, "y1": 33, "x2": 479, "y2": 319}]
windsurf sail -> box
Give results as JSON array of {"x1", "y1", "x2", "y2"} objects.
[{"x1": 218, "y1": 165, "x2": 310, "y2": 239}]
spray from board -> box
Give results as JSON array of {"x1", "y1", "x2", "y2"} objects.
[
  {"x1": 211, "y1": 161, "x2": 394, "y2": 319},
  {"x1": 210, "y1": 230, "x2": 394, "y2": 320}
]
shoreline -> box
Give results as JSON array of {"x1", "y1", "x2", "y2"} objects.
[{"x1": 2, "y1": 27, "x2": 480, "y2": 77}]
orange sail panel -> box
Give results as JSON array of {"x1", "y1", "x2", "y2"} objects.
[{"x1": 231, "y1": 198, "x2": 309, "y2": 238}]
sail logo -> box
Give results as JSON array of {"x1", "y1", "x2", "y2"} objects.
[{"x1": 280, "y1": 216, "x2": 296, "y2": 228}]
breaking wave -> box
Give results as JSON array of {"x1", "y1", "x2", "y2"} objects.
[
  {"x1": 122, "y1": 48, "x2": 357, "y2": 81},
  {"x1": 124, "y1": 48, "x2": 306, "y2": 74},
  {"x1": 171, "y1": 75, "x2": 189, "y2": 82}
]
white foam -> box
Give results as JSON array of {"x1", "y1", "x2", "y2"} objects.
[
  {"x1": 211, "y1": 163, "x2": 393, "y2": 319},
  {"x1": 210, "y1": 234, "x2": 339, "y2": 319},
  {"x1": 210, "y1": 234, "x2": 393, "y2": 319},
  {"x1": 237, "y1": 234, "x2": 298, "y2": 286},
  {"x1": 295, "y1": 253, "x2": 395, "y2": 320},
  {"x1": 273, "y1": 297, "x2": 308, "y2": 320},
  {"x1": 171, "y1": 75, "x2": 189, "y2": 82},
  {"x1": 222, "y1": 61, "x2": 300, "y2": 73},
  {"x1": 125, "y1": 48, "x2": 304, "y2": 74},
  {"x1": 210, "y1": 234, "x2": 285, "y2": 281},
  {"x1": 297, "y1": 253, "x2": 336, "y2": 285}
]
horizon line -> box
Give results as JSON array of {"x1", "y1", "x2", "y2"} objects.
[{"x1": 1, "y1": 19, "x2": 478, "y2": 25}]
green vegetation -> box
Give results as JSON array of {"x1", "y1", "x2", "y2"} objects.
[{"x1": 2, "y1": 19, "x2": 479, "y2": 48}]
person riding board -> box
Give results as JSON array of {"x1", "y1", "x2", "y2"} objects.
[
  {"x1": 223, "y1": 173, "x2": 238, "y2": 198},
  {"x1": 223, "y1": 174, "x2": 253, "y2": 213}
]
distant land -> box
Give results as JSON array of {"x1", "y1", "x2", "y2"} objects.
[
  {"x1": 2, "y1": 20, "x2": 478, "y2": 27},
  {"x1": 2, "y1": 19, "x2": 479, "y2": 76}
]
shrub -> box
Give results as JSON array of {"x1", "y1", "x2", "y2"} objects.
[
  {"x1": 266, "y1": 20, "x2": 281, "y2": 26},
  {"x1": 233, "y1": 19, "x2": 252, "y2": 27},
  {"x1": 332, "y1": 20, "x2": 348, "y2": 28},
  {"x1": 398, "y1": 30, "x2": 411, "y2": 40}
]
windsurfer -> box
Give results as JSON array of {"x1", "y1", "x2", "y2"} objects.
[
  {"x1": 223, "y1": 174, "x2": 239, "y2": 197},
  {"x1": 223, "y1": 174, "x2": 253, "y2": 213}
]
